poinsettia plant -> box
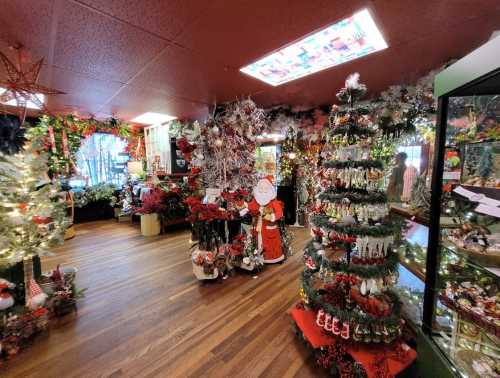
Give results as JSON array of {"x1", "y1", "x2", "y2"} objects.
[
  {"x1": 185, "y1": 196, "x2": 228, "y2": 252},
  {"x1": 133, "y1": 188, "x2": 166, "y2": 215}
]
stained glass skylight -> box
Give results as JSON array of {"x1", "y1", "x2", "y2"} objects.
[{"x1": 240, "y1": 9, "x2": 388, "y2": 86}]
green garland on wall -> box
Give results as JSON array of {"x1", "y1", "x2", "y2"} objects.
[{"x1": 27, "y1": 115, "x2": 140, "y2": 177}]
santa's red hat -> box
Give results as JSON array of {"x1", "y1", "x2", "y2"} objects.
[{"x1": 264, "y1": 175, "x2": 275, "y2": 186}]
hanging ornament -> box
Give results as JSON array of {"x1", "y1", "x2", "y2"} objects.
[
  {"x1": 340, "y1": 322, "x2": 350, "y2": 339},
  {"x1": 0, "y1": 47, "x2": 64, "y2": 124}
]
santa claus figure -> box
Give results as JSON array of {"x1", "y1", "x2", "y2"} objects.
[{"x1": 246, "y1": 176, "x2": 284, "y2": 264}]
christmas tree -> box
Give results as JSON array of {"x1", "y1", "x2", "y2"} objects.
[
  {"x1": 294, "y1": 74, "x2": 413, "y2": 376},
  {"x1": 0, "y1": 135, "x2": 68, "y2": 265}
]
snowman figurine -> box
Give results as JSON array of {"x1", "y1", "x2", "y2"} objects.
[{"x1": 0, "y1": 279, "x2": 15, "y2": 311}]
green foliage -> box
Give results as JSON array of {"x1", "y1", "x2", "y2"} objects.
[
  {"x1": 318, "y1": 187, "x2": 387, "y2": 204},
  {"x1": 301, "y1": 270, "x2": 402, "y2": 327},
  {"x1": 72, "y1": 183, "x2": 118, "y2": 208},
  {"x1": 304, "y1": 240, "x2": 399, "y2": 279},
  {"x1": 311, "y1": 214, "x2": 397, "y2": 237},
  {"x1": 477, "y1": 146, "x2": 493, "y2": 178},
  {"x1": 0, "y1": 136, "x2": 69, "y2": 265}
]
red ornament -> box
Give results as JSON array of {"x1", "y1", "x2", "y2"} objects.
[{"x1": 32, "y1": 215, "x2": 52, "y2": 225}]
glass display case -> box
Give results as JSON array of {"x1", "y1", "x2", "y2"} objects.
[{"x1": 423, "y1": 35, "x2": 500, "y2": 377}]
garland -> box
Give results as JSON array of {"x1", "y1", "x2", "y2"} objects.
[
  {"x1": 301, "y1": 271, "x2": 402, "y2": 327},
  {"x1": 323, "y1": 160, "x2": 383, "y2": 170},
  {"x1": 329, "y1": 124, "x2": 375, "y2": 138},
  {"x1": 304, "y1": 241, "x2": 399, "y2": 279},
  {"x1": 318, "y1": 188, "x2": 387, "y2": 204},
  {"x1": 377, "y1": 114, "x2": 416, "y2": 139},
  {"x1": 311, "y1": 214, "x2": 397, "y2": 237},
  {"x1": 27, "y1": 115, "x2": 143, "y2": 177}
]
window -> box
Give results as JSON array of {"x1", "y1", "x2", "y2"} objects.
[
  {"x1": 398, "y1": 145, "x2": 422, "y2": 173},
  {"x1": 73, "y1": 133, "x2": 129, "y2": 187},
  {"x1": 255, "y1": 145, "x2": 279, "y2": 182}
]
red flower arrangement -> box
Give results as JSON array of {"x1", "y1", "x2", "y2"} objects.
[
  {"x1": 228, "y1": 234, "x2": 245, "y2": 257},
  {"x1": 184, "y1": 196, "x2": 228, "y2": 223},
  {"x1": 176, "y1": 137, "x2": 196, "y2": 161},
  {"x1": 134, "y1": 188, "x2": 167, "y2": 214}
]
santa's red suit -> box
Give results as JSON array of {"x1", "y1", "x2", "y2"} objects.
[{"x1": 247, "y1": 177, "x2": 284, "y2": 263}]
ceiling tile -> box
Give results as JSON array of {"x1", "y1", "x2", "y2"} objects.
[
  {"x1": 45, "y1": 66, "x2": 123, "y2": 114},
  {"x1": 53, "y1": 1, "x2": 168, "y2": 83},
  {"x1": 1, "y1": 0, "x2": 500, "y2": 121},
  {"x1": 75, "y1": 0, "x2": 213, "y2": 41},
  {"x1": 130, "y1": 44, "x2": 268, "y2": 104},
  {"x1": 0, "y1": 0, "x2": 54, "y2": 61},
  {"x1": 103, "y1": 84, "x2": 175, "y2": 120}
]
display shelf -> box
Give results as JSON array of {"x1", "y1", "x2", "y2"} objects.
[
  {"x1": 441, "y1": 240, "x2": 500, "y2": 273},
  {"x1": 390, "y1": 204, "x2": 457, "y2": 228},
  {"x1": 290, "y1": 307, "x2": 417, "y2": 377},
  {"x1": 438, "y1": 295, "x2": 500, "y2": 338},
  {"x1": 399, "y1": 257, "x2": 425, "y2": 281},
  {"x1": 390, "y1": 204, "x2": 429, "y2": 226}
]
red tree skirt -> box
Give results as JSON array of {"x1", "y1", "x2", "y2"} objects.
[{"x1": 291, "y1": 307, "x2": 417, "y2": 378}]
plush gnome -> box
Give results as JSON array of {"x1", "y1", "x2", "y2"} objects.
[
  {"x1": 0, "y1": 279, "x2": 15, "y2": 311},
  {"x1": 27, "y1": 279, "x2": 47, "y2": 310},
  {"x1": 246, "y1": 176, "x2": 284, "y2": 263}
]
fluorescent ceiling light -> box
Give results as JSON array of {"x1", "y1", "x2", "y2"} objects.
[
  {"x1": 240, "y1": 8, "x2": 388, "y2": 86},
  {"x1": 131, "y1": 112, "x2": 177, "y2": 125},
  {"x1": 0, "y1": 87, "x2": 45, "y2": 110}
]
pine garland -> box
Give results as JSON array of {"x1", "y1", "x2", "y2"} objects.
[
  {"x1": 304, "y1": 241, "x2": 399, "y2": 279},
  {"x1": 329, "y1": 124, "x2": 376, "y2": 138},
  {"x1": 323, "y1": 159, "x2": 383, "y2": 170},
  {"x1": 318, "y1": 187, "x2": 387, "y2": 204},
  {"x1": 311, "y1": 214, "x2": 397, "y2": 237},
  {"x1": 301, "y1": 270, "x2": 402, "y2": 327},
  {"x1": 378, "y1": 114, "x2": 416, "y2": 138}
]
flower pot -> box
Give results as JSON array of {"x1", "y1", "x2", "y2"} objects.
[{"x1": 140, "y1": 213, "x2": 161, "y2": 236}]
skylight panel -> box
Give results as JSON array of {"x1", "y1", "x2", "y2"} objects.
[
  {"x1": 130, "y1": 112, "x2": 177, "y2": 125},
  {"x1": 240, "y1": 8, "x2": 388, "y2": 86},
  {"x1": 0, "y1": 87, "x2": 45, "y2": 110}
]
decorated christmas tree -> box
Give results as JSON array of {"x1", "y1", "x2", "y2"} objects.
[
  {"x1": 293, "y1": 74, "x2": 415, "y2": 377},
  {"x1": 0, "y1": 136, "x2": 68, "y2": 266}
]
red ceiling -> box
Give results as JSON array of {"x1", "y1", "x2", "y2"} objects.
[{"x1": 1, "y1": 0, "x2": 500, "y2": 122}]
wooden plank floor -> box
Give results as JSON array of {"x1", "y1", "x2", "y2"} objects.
[{"x1": 2, "y1": 221, "x2": 328, "y2": 378}]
